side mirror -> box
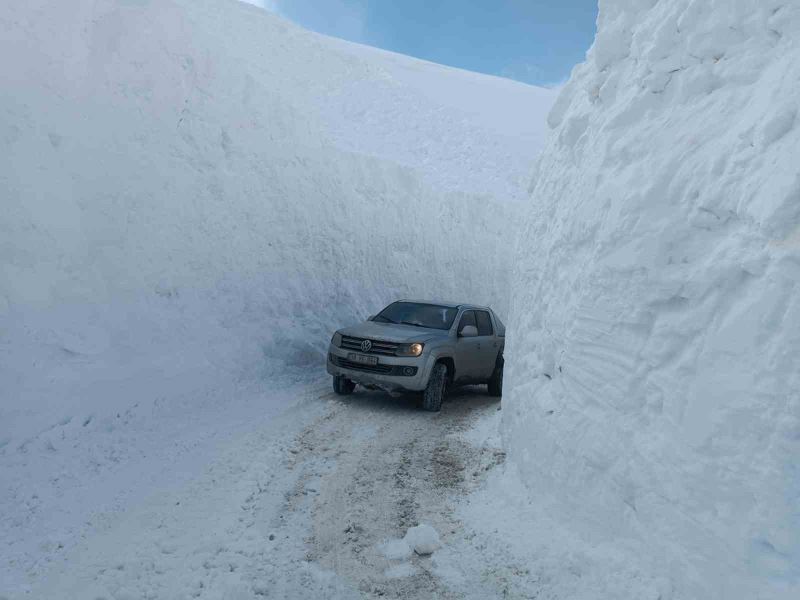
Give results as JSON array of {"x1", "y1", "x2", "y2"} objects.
[
  {"x1": 459, "y1": 325, "x2": 478, "y2": 338},
  {"x1": 367, "y1": 315, "x2": 375, "y2": 321}
]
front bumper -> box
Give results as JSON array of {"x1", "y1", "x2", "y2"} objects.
[{"x1": 326, "y1": 344, "x2": 433, "y2": 392}]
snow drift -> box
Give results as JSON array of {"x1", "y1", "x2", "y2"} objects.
[
  {"x1": 0, "y1": 0, "x2": 554, "y2": 447},
  {"x1": 504, "y1": 1, "x2": 800, "y2": 597}
]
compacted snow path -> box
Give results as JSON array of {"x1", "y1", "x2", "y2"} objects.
[
  {"x1": 297, "y1": 387, "x2": 509, "y2": 599},
  {"x1": 22, "y1": 383, "x2": 546, "y2": 599}
]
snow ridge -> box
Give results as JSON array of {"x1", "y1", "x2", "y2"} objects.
[{"x1": 505, "y1": 1, "x2": 800, "y2": 598}]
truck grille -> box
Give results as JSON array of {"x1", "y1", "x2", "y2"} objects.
[{"x1": 340, "y1": 335, "x2": 399, "y2": 356}]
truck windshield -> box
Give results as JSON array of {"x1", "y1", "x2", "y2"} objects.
[{"x1": 373, "y1": 302, "x2": 458, "y2": 330}]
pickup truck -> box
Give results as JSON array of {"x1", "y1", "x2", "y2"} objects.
[{"x1": 327, "y1": 300, "x2": 505, "y2": 411}]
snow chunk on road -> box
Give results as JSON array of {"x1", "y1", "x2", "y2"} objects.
[
  {"x1": 404, "y1": 523, "x2": 442, "y2": 556},
  {"x1": 379, "y1": 523, "x2": 442, "y2": 560}
]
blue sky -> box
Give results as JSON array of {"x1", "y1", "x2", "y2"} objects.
[{"x1": 246, "y1": 0, "x2": 598, "y2": 87}]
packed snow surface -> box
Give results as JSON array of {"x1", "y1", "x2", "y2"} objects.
[
  {"x1": 378, "y1": 538, "x2": 414, "y2": 561},
  {"x1": 505, "y1": 1, "x2": 800, "y2": 598},
  {"x1": 0, "y1": 0, "x2": 555, "y2": 592}
]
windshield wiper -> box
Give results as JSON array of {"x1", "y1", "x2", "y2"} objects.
[
  {"x1": 373, "y1": 315, "x2": 397, "y2": 324},
  {"x1": 400, "y1": 321, "x2": 433, "y2": 329}
]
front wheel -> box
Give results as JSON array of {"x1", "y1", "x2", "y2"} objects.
[
  {"x1": 422, "y1": 363, "x2": 448, "y2": 412},
  {"x1": 333, "y1": 375, "x2": 356, "y2": 395},
  {"x1": 487, "y1": 356, "x2": 503, "y2": 397}
]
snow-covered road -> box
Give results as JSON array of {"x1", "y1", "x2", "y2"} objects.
[
  {"x1": 18, "y1": 383, "x2": 552, "y2": 599},
  {"x1": 297, "y1": 387, "x2": 507, "y2": 599}
]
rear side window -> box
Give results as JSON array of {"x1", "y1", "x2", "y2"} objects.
[
  {"x1": 475, "y1": 311, "x2": 494, "y2": 336},
  {"x1": 457, "y1": 311, "x2": 477, "y2": 333}
]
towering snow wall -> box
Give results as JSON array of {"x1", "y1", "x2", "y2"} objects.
[
  {"x1": 504, "y1": 1, "x2": 800, "y2": 597},
  {"x1": 0, "y1": 0, "x2": 554, "y2": 446}
]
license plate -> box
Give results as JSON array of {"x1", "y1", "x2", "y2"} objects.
[{"x1": 347, "y1": 352, "x2": 378, "y2": 366}]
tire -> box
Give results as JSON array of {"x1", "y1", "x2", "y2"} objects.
[
  {"x1": 422, "y1": 363, "x2": 448, "y2": 412},
  {"x1": 487, "y1": 355, "x2": 504, "y2": 397},
  {"x1": 333, "y1": 375, "x2": 356, "y2": 395}
]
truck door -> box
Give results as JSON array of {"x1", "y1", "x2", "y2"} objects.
[
  {"x1": 454, "y1": 310, "x2": 481, "y2": 382},
  {"x1": 474, "y1": 310, "x2": 499, "y2": 379}
]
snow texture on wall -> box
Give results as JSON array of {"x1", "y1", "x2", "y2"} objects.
[
  {"x1": 0, "y1": 0, "x2": 555, "y2": 448},
  {"x1": 504, "y1": 1, "x2": 800, "y2": 597}
]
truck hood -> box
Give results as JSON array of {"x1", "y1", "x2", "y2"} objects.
[{"x1": 339, "y1": 321, "x2": 448, "y2": 343}]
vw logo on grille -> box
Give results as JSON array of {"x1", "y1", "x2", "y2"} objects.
[{"x1": 360, "y1": 340, "x2": 372, "y2": 353}]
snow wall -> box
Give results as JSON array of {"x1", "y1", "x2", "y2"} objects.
[
  {"x1": 0, "y1": 0, "x2": 555, "y2": 447},
  {"x1": 504, "y1": 1, "x2": 800, "y2": 597}
]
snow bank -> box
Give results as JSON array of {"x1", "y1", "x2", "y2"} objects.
[
  {"x1": 504, "y1": 1, "x2": 800, "y2": 597},
  {"x1": 0, "y1": 0, "x2": 554, "y2": 447},
  {"x1": 0, "y1": 0, "x2": 555, "y2": 590}
]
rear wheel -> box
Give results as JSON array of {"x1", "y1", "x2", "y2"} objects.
[
  {"x1": 487, "y1": 355, "x2": 504, "y2": 397},
  {"x1": 422, "y1": 363, "x2": 448, "y2": 412},
  {"x1": 333, "y1": 375, "x2": 356, "y2": 395}
]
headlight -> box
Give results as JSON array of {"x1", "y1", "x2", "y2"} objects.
[
  {"x1": 331, "y1": 332, "x2": 342, "y2": 347},
  {"x1": 397, "y1": 342, "x2": 424, "y2": 357}
]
